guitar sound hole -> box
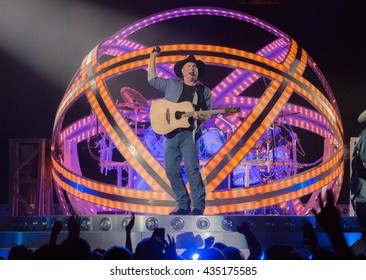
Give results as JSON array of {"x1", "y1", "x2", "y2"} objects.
[{"x1": 175, "y1": 111, "x2": 184, "y2": 119}]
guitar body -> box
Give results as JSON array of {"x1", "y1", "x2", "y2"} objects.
[
  {"x1": 150, "y1": 99, "x2": 193, "y2": 135},
  {"x1": 150, "y1": 99, "x2": 240, "y2": 135}
]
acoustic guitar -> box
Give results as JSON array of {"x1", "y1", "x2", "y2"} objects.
[{"x1": 150, "y1": 99, "x2": 240, "y2": 135}]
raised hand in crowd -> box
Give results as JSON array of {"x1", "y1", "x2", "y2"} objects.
[
  {"x1": 311, "y1": 190, "x2": 353, "y2": 259},
  {"x1": 125, "y1": 212, "x2": 135, "y2": 253},
  {"x1": 49, "y1": 220, "x2": 63, "y2": 246},
  {"x1": 163, "y1": 234, "x2": 178, "y2": 260},
  {"x1": 67, "y1": 214, "x2": 81, "y2": 240}
]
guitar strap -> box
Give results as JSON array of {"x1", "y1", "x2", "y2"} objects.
[
  {"x1": 192, "y1": 88, "x2": 198, "y2": 107},
  {"x1": 192, "y1": 89, "x2": 198, "y2": 143}
]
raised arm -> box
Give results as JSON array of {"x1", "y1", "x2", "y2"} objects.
[
  {"x1": 49, "y1": 220, "x2": 63, "y2": 246},
  {"x1": 312, "y1": 190, "x2": 353, "y2": 259},
  {"x1": 148, "y1": 46, "x2": 160, "y2": 80},
  {"x1": 125, "y1": 212, "x2": 135, "y2": 254}
]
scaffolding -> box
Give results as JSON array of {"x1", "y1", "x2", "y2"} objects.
[{"x1": 9, "y1": 138, "x2": 53, "y2": 216}]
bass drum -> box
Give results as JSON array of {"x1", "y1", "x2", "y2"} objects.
[
  {"x1": 142, "y1": 126, "x2": 165, "y2": 161},
  {"x1": 232, "y1": 165, "x2": 262, "y2": 187},
  {"x1": 199, "y1": 127, "x2": 226, "y2": 159},
  {"x1": 263, "y1": 146, "x2": 290, "y2": 162}
]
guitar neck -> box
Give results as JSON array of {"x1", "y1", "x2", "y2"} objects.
[{"x1": 183, "y1": 109, "x2": 226, "y2": 117}]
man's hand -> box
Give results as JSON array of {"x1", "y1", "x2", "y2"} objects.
[
  {"x1": 125, "y1": 212, "x2": 135, "y2": 233},
  {"x1": 163, "y1": 234, "x2": 178, "y2": 259},
  {"x1": 193, "y1": 110, "x2": 209, "y2": 122},
  {"x1": 150, "y1": 46, "x2": 161, "y2": 59},
  {"x1": 67, "y1": 214, "x2": 81, "y2": 240},
  {"x1": 50, "y1": 220, "x2": 63, "y2": 245}
]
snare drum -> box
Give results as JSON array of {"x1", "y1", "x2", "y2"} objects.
[{"x1": 200, "y1": 127, "x2": 226, "y2": 159}]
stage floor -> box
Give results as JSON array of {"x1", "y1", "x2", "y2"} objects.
[{"x1": 0, "y1": 214, "x2": 362, "y2": 259}]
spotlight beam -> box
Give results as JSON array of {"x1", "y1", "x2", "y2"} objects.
[{"x1": 0, "y1": 0, "x2": 131, "y2": 87}]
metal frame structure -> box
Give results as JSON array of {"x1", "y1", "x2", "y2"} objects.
[{"x1": 9, "y1": 138, "x2": 53, "y2": 216}]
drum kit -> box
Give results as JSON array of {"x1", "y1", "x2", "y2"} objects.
[
  {"x1": 199, "y1": 127, "x2": 226, "y2": 158},
  {"x1": 99, "y1": 86, "x2": 299, "y2": 189},
  {"x1": 117, "y1": 87, "x2": 150, "y2": 135}
]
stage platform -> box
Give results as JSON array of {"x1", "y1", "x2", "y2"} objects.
[{"x1": 0, "y1": 215, "x2": 362, "y2": 259}]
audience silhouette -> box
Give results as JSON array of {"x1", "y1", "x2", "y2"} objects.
[
  {"x1": 8, "y1": 245, "x2": 33, "y2": 260},
  {"x1": 103, "y1": 245, "x2": 133, "y2": 260}
]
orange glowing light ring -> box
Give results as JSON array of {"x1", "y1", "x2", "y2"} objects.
[
  {"x1": 53, "y1": 171, "x2": 173, "y2": 215},
  {"x1": 292, "y1": 73, "x2": 343, "y2": 138},
  {"x1": 206, "y1": 148, "x2": 343, "y2": 201},
  {"x1": 51, "y1": 148, "x2": 343, "y2": 214},
  {"x1": 84, "y1": 50, "x2": 174, "y2": 197},
  {"x1": 52, "y1": 171, "x2": 176, "y2": 208},
  {"x1": 52, "y1": 157, "x2": 174, "y2": 202},
  {"x1": 52, "y1": 41, "x2": 343, "y2": 214}
]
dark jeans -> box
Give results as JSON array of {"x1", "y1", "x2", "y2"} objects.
[{"x1": 164, "y1": 130, "x2": 205, "y2": 211}]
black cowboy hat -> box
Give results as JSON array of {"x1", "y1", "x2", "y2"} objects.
[
  {"x1": 173, "y1": 54, "x2": 206, "y2": 79},
  {"x1": 358, "y1": 110, "x2": 366, "y2": 123}
]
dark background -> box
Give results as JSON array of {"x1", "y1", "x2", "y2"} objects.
[{"x1": 1, "y1": 0, "x2": 365, "y2": 205}]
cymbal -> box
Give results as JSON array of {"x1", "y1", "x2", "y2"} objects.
[
  {"x1": 119, "y1": 103, "x2": 150, "y2": 123},
  {"x1": 276, "y1": 111, "x2": 299, "y2": 118},
  {"x1": 117, "y1": 103, "x2": 135, "y2": 111},
  {"x1": 117, "y1": 102, "x2": 149, "y2": 112},
  {"x1": 120, "y1": 87, "x2": 148, "y2": 106}
]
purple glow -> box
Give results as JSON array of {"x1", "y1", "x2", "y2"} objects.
[{"x1": 97, "y1": 7, "x2": 290, "y2": 58}]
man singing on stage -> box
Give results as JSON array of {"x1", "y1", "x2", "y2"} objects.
[{"x1": 147, "y1": 46, "x2": 212, "y2": 215}]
